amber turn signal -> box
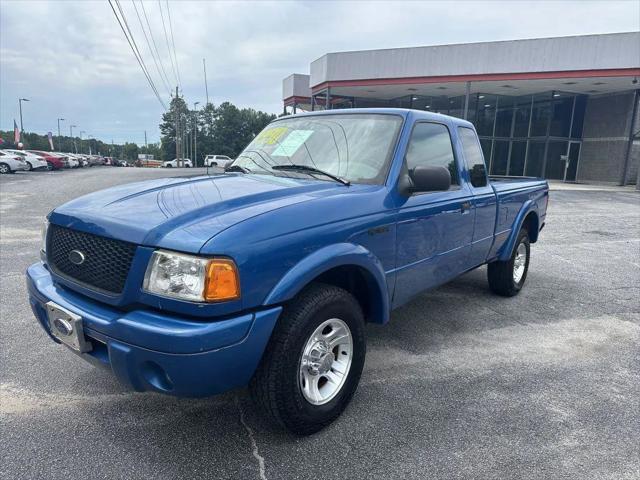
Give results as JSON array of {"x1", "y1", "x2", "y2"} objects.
[{"x1": 204, "y1": 259, "x2": 240, "y2": 302}]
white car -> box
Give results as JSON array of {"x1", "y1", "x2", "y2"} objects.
[
  {"x1": 0, "y1": 150, "x2": 29, "y2": 174},
  {"x1": 63, "y1": 154, "x2": 81, "y2": 168},
  {"x1": 204, "y1": 155, "x2": 232, "y2": 167},
  {"x1": 2, "y1": 149, "x2": 49, "y2": 171},
  {"x1": 163, "y1": 158, "x2": 192, "y2": 168}
]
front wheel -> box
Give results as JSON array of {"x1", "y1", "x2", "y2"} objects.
[
  {"x1": 25, "y1": 162, "x2": 33, "y2": 171},
  {"x1": 487, "y1": 229, "x2": 530, "y2": 296},
  {"x1": 250, "y1": 283, "x2": 366, "y2": 435},
  {"x1": 0, "y1": 163, "x2": 10, "y2": 174}
]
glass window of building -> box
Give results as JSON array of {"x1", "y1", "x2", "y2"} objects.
[
  {"x1": 509, "y1": 141, "x2": 527, "y2": 176},
  {"x1": 513, "y1": 96, "x2": 532, "y2": 137},
  {"x1": 525, "y1": 141, "x2": 546, "y2": 177},
  {"x1": 475, "y1": 94, "x2": 497, "y2": 137},
  {"x1": 549, "y1": 94, "x2": 573, "y2": 137},
  {"x1": 494, "y1": 97, "x2": 514, "y2": 137},
  {"x1": 491, "y1": 140, "x2": 509, "y2": 175},
  {"x1": 570, "y1": 95, "x2": 587, "y2": 139},
  {"x1": 530, "y1": 94, "x2": 551, "y2": 137}
]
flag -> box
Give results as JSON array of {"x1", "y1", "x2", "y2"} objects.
[
  {"x1": 47, "y1": 132, "x2": 54, "y2": 151},
  {"x1": 14, "y1": 120, "x2": 20, "y2": 144}
]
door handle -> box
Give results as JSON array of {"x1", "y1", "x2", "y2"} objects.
[{"x1": 460, "y1": 201, "x2": 472, "y2": 213}]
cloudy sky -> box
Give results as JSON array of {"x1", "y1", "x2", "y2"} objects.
[{"x1": 1, "y1": 0, "x2": 638, "y2": 145}]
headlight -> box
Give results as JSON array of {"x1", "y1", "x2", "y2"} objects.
[
  {"x1": 143, "y1": 250, "x2": 240, "y2": 302},
  {"x1": 40, "y1": 220, "x2": 49, "y2": 256}
]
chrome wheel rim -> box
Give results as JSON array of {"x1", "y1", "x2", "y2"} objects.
[
  {"x1": 513, "y1": 242, "x2": 527, "y2": 283},
  {"x1": 299, "y1": 318, "x2": 353, "y2": 405}
]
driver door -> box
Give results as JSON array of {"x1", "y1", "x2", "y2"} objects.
[{"x1": 393, "y1": 121, "x2": 474, "y2": 307}]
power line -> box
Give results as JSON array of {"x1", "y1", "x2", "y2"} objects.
[
  {"x1": 139, "y1": 0, "x2": 173, "y2": 96},
  {"x1": 165, "y1": 0, "x2": 182, "y2": 90},
  {"x1": 158, "y1": 0, "x2": 179, "y2": 89},
  {"x1": 132, "y1": 0, "x2": 171, "y2": 97},
  {"x1": 108, "y1": 0, "x2": 167, "y2": 110}
]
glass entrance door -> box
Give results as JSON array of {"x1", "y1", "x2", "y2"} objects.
[
  {"x1": 544, "y1": 141, "x2": 569, "y2": 180},
  {"x1": 564, "y1": 142, "x2": 581, "y2": 182}
]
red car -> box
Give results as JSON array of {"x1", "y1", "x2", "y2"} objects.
[{"x1": 27, "y1": 150, "x2": 66, "y2": 170}]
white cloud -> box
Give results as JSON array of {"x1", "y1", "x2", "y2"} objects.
[{"x1": 1, "y1": 0, "x2": 638, "y2": 144}]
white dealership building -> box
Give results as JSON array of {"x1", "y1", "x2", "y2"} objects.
[{"x1": 282, "y1": 32, "x2": 640, "y2": 185}]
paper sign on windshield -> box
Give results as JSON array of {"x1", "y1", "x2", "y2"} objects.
[{"x1": 272, "y1": 130, "x2": 314, "y2": 157}]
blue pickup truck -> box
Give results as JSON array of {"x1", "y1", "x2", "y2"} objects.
[{"x1": 27, "y1": 109, "x2": 548, "y2": 434}]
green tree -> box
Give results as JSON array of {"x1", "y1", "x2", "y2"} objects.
[{"x1": 159, "y1": 95, "x2": 190, "y2": 161}]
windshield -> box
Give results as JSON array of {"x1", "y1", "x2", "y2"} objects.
[{"x1": 232, "y1": 114, "x2": 402, "y2": 184}]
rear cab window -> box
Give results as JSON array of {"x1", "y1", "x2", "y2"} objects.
[{"x1": 458, "y1": 127, "x2": 488, "y2": 188}]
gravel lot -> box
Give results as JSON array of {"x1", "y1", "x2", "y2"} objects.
[{"x1": 1, "y1": 167, "x2": 639, "y2": 480}]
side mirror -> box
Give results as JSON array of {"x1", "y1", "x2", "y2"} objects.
[{"x1": 409, "y1": 165, "x2": 451, "y2": 193}]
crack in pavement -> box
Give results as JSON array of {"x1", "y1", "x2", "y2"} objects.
[{"x1": 235, "y1": 396, "x2": 267, "y2": 480}]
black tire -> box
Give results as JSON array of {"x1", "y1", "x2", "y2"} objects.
[
  {"x1": 25, "y1": 161, "x2": 33, "y2": 171},
  {"x1": 46, "y1": 162, "x2": 53, "y2": 171},
  {"x1": 250, "y1": 283, "x2": 366, "y2": 435},
  {"x1": 487, "y1": 229, "x2": 530, "y2": 297},
  {"x1": 0, "y1": 163, "x2": 10, "y2": 174},
  {"x1": 166, "y1": 164, "x2": 173, "y2": 168}
]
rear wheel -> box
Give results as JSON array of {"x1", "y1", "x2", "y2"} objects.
[
  {"x1": 46, "y1": 162, "x2": 53, "y2": 171},
  {"x1": 25, "y1": 161, "x2": 33, "y2": 171},
  {"x1": 0, "y1": 163, "x2": 10, "y2": 174},
  {"x1": 250, "y1": 283, "x2": 366, "y2": 435},
  {"x1": 487, "y1": 229, "x2": 530, "y2": 296}
]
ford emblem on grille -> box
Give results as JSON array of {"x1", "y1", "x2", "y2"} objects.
[
  {"x1": 68, "y1": 249, "x2": 86, "y2": 265},
  {"x1": 53, "y1": 318, "x2": 73, "y2": 336}
]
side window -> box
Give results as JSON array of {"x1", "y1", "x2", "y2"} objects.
[
  {"x1": 405, "y1": 122, "x2": 459, "y2": 187},
  {"x1": 458, "y1": 127, "x2": 488, "y2": 187}
]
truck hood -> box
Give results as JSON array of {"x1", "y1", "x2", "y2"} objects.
[{"x1": 50, "y1": 173, "x2": 362, "y2": 253}]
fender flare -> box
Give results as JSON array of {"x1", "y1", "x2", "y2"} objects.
[
  {"x1": 497, "y1": 200, "x2": 539, "y2": 261},
  {"x1": 263, "y1": 242, "x2": 390, "y2": 324}
]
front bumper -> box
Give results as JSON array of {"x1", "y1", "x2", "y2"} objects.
[{"x1": 27, "y1": 262, "x2": 281, "y2": 397}]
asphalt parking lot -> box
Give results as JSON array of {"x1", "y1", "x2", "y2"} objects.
[{"x1": 1, "y1": 167, "x2": 639, "y2": 480}]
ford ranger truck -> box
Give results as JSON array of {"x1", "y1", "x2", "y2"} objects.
[{"x1": 27, "y1": 109, "x2": 548, "y2": 435}]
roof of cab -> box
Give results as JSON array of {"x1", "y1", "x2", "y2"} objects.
[{"x1": 272, "y1": 107, "x2": 476, "y2": 129}]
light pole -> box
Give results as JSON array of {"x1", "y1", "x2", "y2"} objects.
[
  {"x1": 18, "y1": 98, "x2": 30, "y2": 133},
  {"x1": 70, "y1": 125, "x2": 77, "y2": 153},
  {"x1": 80, "y1": 131, "x2": 86, "y2": 154},
  {"x1": 193, "y1": 102, "x2": 199, "y2": 166},
  {"x1": 57, "y1": 118, "x2": 65, "y2": 150}
]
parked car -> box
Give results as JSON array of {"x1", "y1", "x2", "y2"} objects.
[
  {"x1": 27, "y1": 109, "x2": 548, "y2": 435},
  {"x1": 163, "y1": 158, "x2": 192, "y2": 168},
  {"x1": 27, "y1": 150, "x2": 66, "y2": 170},
  {"x1": 2, "y1": 149, "x2": 49, "y2": 171},
  {"x1": 0, "y1": 150, "x2": 28, "y2": 173},
  {"x1": 204, "y1": 155, "x2": 232, "y2": 167},
  {"x1": 89, "y1": 156, "x2": 105, "y2": 166},
  {"x1": 60, "y1": 154, "x2": 80, "y2": 168}
]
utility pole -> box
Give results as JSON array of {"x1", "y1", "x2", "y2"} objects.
[
  {"x1": 174, "y1": 86, "x2": 181, "y2": 167},
  {"x1": 203, "y1": 58, "x2": 209, "y2": 105},
  {"x1": 57, "y1": 118, "x2": 65, "y2": 150},
  {"x1": 144, "y1": 130, "x2": 148, "y2": 149},
  {"x1": 70, "y1": 125, "x2": 77, "y2": 153},
  {"x1": 18, "y1": 98, "x2": 30, "y2": 133},
  {"x1": 193, "y1": 101, "x2": 199, "y2": 166},
  {"x1": 80, "y1": 131, "x2": 85, "y2": 154}
]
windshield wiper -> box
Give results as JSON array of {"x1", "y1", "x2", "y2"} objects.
[
  {"x1": 272, "y1": 164, "x2": 350, "y2": 186},
  {"x1": 224, "y1": 164, "x2": 250, "y2": 173}
]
